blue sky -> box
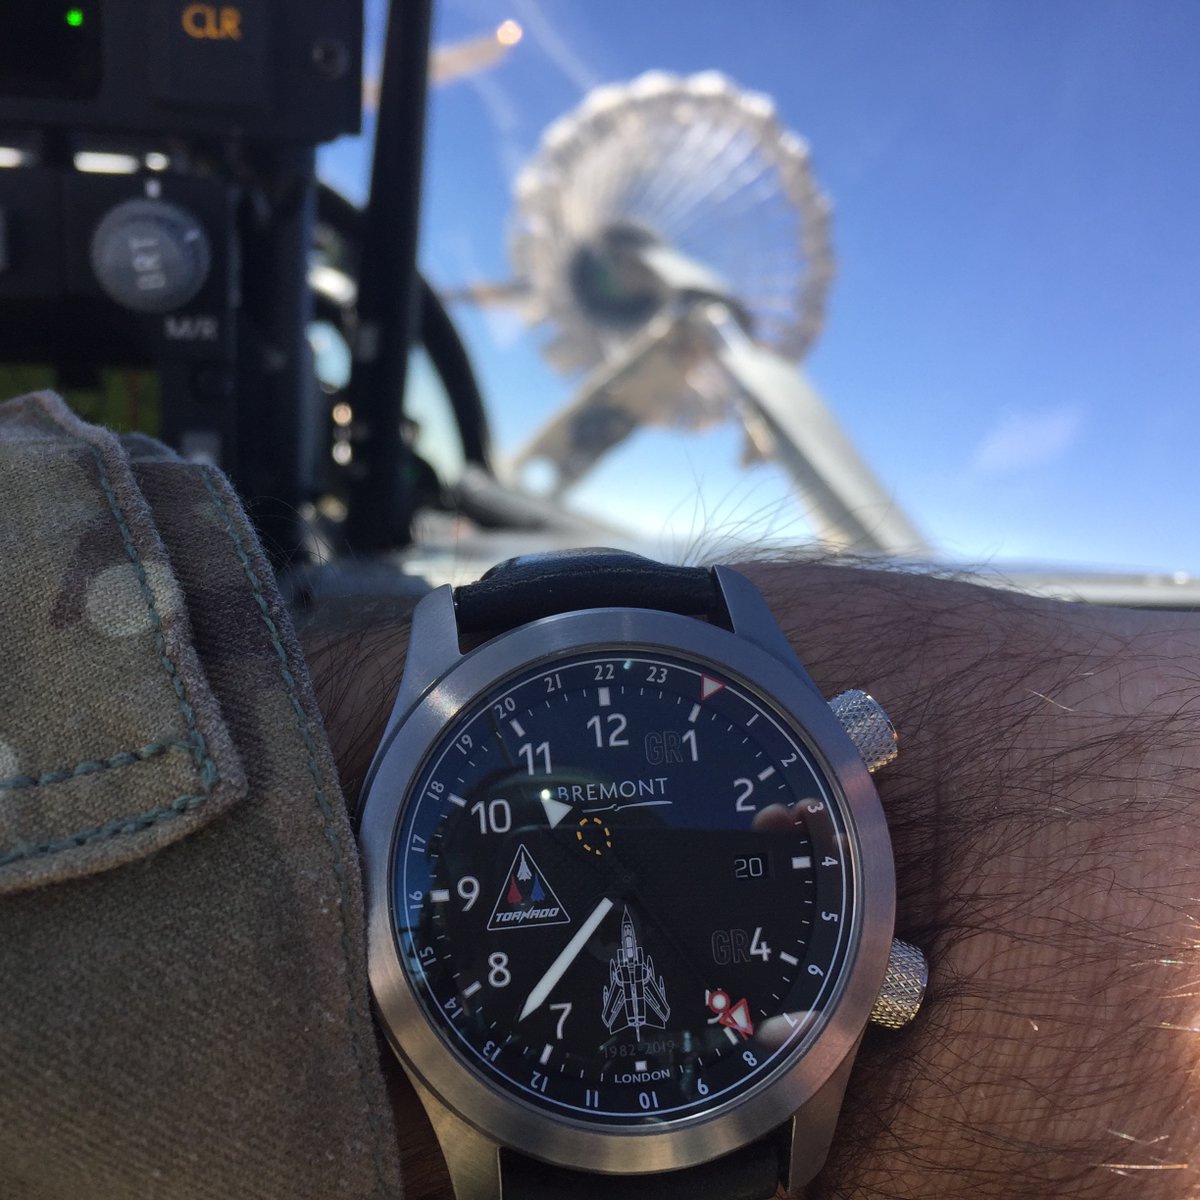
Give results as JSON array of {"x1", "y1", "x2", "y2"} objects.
[{"x1": 321, "y1": 1, "x2": 1200, "y2": 570}]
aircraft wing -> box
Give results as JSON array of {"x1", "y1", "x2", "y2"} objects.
[
  {"x1": 509, "y1": 310, "x2": 717, "y2": 494},
  {"x1": 601, "y1": 974, "x2": 625, "y2": 1031},
  {"x1": 706, "y1": 309, "x2": 930, "y2": 556}
]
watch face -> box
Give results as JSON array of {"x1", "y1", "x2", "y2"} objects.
[{"x1": 388, "y1": 646, "x2": 860, "y2": 1127}]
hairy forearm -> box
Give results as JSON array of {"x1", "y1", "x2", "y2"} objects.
[
  {"x1": 298, "y1": 594, "x2": 416, "y2": 806},
  {"x1": 300, "y1": 563, "x2": 1200, "y2": 1198},
  {"x1": 740, "y1": 562, "x2": 1200, "y2": 1198}
]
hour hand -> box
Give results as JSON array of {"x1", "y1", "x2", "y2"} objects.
[{"x1": 519, "y1": 897, "x2": 614, "y2": 1020}]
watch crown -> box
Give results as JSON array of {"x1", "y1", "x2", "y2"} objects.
[
  {"x1": 869, "y1": 938, "x2": 928, "y2": 1029},
  {"x1": 828, "y1": 690, "x2": 897, "y2": 773}
]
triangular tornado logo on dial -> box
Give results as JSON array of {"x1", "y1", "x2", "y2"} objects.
[{"x1": 487, "y1": 844, "x2": 572, "y2": 931}]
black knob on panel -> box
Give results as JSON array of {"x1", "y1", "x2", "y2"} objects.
[{"x1": 90, "y1": 198, "x2": 211, "y2": 314}]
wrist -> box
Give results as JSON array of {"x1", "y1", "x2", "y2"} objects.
[
  {"x1": 299, "y1": 608, "x2": 414, "y2": 807},
  {"x1": 299, "y1": 559, "x2": 1200, "y2": 1197},
  {"x1": 738, "y1": 560, "x2": 1200, "y2": 1196}
]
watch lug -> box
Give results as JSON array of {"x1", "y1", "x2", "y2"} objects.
[
  {"x1": 712, "y1": 566, "x2": 820, "y2": 693},
  {"x1": 388, "y1": 584, "x2": 463, "y2": 731},
  {"x1": 779, "y1": 1032, "x2": 864, "y2": 1195},
  {"x1": 358, "y1": 586, "x2": 463, "y2": 804},
  {"x1": 408, "y1": 1071, "x2": 502, "y2": 1200}
]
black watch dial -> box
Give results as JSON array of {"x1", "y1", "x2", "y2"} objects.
[{"x1": 391, "y1": 649, "x2": 858, "y2": 1125}]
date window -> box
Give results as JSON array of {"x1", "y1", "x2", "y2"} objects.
[{"x1": 733, "y1": 855, "x2": 770, "y2": 880}]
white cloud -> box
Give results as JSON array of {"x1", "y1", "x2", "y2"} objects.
[{"x1": 970, "y1": 406, "x2": 1082, "y2": 475}]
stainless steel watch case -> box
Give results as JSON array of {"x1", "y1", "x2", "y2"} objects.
[{"x1": 358, "y1": 566, "x2": 897, "y2": 1193}]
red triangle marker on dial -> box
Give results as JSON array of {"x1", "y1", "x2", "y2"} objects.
[
  {"x1": 701, "y1": 675, "x2": 725, "y2": 700},
  {"x1": 725, "y1": 998, "x2": 754, "y2": 1037}
]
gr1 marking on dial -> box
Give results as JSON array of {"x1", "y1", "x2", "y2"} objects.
[{"x1": 393, "y1": 650, "x2": 855, "y2": 1126}]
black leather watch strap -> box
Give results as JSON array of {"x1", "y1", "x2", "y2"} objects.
[
  {"x1": 456, "y1": 549, "x2": 783, "y2": 1200},
  {"x1": 454, "y1": 549, "x2": 728, "y2": 641},
  {"x1": 499, "y1": 1136, "x2": 782, "y2": 1200}
]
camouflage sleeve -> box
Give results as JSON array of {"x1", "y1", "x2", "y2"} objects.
[{"x1": 0, "y1": 392, "x2": 403, "y2": 1199}]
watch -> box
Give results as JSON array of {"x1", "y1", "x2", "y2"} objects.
[{"x1": 358, "y1": 550, "x2": 927, "y2": 1199}]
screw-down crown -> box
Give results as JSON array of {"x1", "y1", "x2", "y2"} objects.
[
  {"x1": 869, "y1": 939, "x2": 927, "y2": 1029},
  {"x1": 828, "y1": 690, "x2": 898, "y2": 774}
]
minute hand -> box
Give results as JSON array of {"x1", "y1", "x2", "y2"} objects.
[{"x1": 518, "y1": 897, "x2": 614, "y2": 1021}]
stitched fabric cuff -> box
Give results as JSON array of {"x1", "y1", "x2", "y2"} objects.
[
  {"x1": 0, "y1": 391, "x2": 402, "y2": 1199},
  {"x1": 0, "y1": 391, "x2": 246, "y2": 895}
]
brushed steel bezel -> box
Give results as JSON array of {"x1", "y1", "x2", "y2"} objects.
[{"x1": 360, "y1": 604, "x2": 895, "y2": 1177}]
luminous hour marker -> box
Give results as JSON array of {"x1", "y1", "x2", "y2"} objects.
[
  {"x1": 724, "y1": 1026, "x2": 740, "y2": 1045},
  {"x1": 463, "y1": 981, "x2": 482, "y2": 998},
  {"x1": 540, "y1": 1044, "x2": 554, "y2": 1065},
  {"x1": 430, "y1": 889, "x2": 450, "y2": 903},
  {"x1": 597, "y1": 686, "x2": 611, "y2": 707},
  {"x1": 448, "y1": 793, "x2": 466, "y2": 807},
  {"x1": 688, "y1": 703, "x2": 701, "y2": 723},
  {"x1": 779, "y1": 952, "x2": 799, "y2": 966},
  {"x1": 701, "y1": 675, "x2": 725, "y2": 700},
  {"x1": 791, "y1": 855, "x2": 811, "y2": 870},
  {"x1": 757, "y1": 766, "x2": 776, "y2": 782},
  {"x1": 510, "y1": 719, "x2": 525, "y2": 737}
]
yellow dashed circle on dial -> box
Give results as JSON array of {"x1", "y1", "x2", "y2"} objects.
[{"x1": 575, "y1": 815, "x2": 612, "y2": 856}]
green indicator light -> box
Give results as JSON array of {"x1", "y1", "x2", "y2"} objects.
[{"x1": 66, "y1": 8, "x2": 84, "y2": 26}]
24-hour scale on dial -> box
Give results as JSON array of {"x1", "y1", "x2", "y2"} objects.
[{"x1": 391, "y1": 650, "x2": 856, "y2": 1124}]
